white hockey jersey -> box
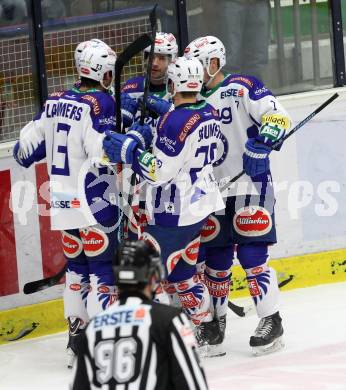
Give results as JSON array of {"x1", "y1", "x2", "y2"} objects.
[
  {"x1": 199, "y1": 74, "x2": 292, "y2": 196},
  {"x1": 15, "y1": 88, "x2": 118, "y2": 230},
  {"x1": 131, "y1": 101, "x2": 225, "y2": 227}
]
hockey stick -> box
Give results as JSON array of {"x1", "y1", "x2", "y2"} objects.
[
  {"x1": 220, "y1": 92, "x2": 339, "y2": 193},
  {"x1": 140, "y1": 4, "x2": 158, "y2": 125},
  {"x1": 111, "y1": 33, "x2": 153, "y2": 233},
  {"x1": 23, "y1": 264, "x2": 66, "y2": 294},
  {"x1": 125, "y1": 5, "x2": 157, "y2": 235},
  {"x1": 228, "y1": 300, "x2": 253, "y2": 317},
  {"x1": 114, "y1": 33, "x2": 153, "y2": 133},
  {"x1": 227, "y1": 274, "x2": 295, "y2": 317}
]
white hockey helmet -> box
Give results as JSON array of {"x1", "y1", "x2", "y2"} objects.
[
  {"x1": 78, "y1": 44, "x2": 116, "y2": 89},
  {"x1": 167, "y1": 56, "x2": 203, "y2": 97},
  {"x1": 144, "y1": 32, "x2": 178, "y2": 59},
  {"x1": 74, "y1": 39, "x2": 109, "y2": 73},
  {"x1": 184, "y1": 35, "x2": 226, "y2": 78}
]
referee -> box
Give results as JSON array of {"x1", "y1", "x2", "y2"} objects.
[{"x1": 70, "y1": 240, "x2": 209, "y2": 390}]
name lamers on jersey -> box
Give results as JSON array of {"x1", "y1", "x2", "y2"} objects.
[{"x1": 46, "y1": 101, "x2": 83, "y2": 120}]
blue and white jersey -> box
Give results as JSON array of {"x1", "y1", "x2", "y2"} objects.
[
  {"x1": 122, "y1": 75, "x2": 171, "y2": 134},
  {"x1": 132, "y1": 101, "x2": 225, "y2": 227},
  {"x1": 122, "y1": 76, "x2": 172, "y2": 203},
  {"x1": 15, "y1": 88, "x2": 118, "y2": 230},
  {"x1": 199, "y1": 74, "x2": 292, "y2": 196}
]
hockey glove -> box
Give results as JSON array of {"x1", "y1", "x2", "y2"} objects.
[
  {"x1": 13, "y1": 141, "x2": 30, "y2": 168},
  {"x1": 13, "y1": 140, "x2": 46, "y2": 168},
  {"x1": 243, "y1": 138, "x2": 271, "y2": 177},
  {"x1": 121, "y1": 92, "x2": 138, "y2": 128},
  {"x1": 257, "y1": 113, "x2": 290, "y2": 150},
  {"x1": 127, "y1": 122, "x2": 153, "y2": 150},
  {"x1": 103, "y1": 131, "x2": 137, "y2": 164},
  {"x1": 139, "y1": 95, "x2": 174, "y2": 119}
]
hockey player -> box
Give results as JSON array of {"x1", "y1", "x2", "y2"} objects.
[
  {"x1": 119, "y1": 32, "x2": 179, "y2": 239},
  {"x1": 103, "y1": 57, "x2": 226, "y2": 357},
  {"x1": 70, "y1": 240, "x2": 209, "y2": 390},
  {"x1": 121, "y1": 31, "x2": 178, "y2": 128},
  {"x1": 184, "y1": 36, "x2": 291, "y2": 355},
  {"x1": 13, "y1": 42, "x2": 149, "y2": 367}
]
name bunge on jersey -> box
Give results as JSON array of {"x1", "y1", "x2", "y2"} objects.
[
  {"x1": 93, "y1": 308, "x2": 145, "y2": 329},
  {"x1": 197, "y1": 122, "x2": 222, "y2": 142},
  {"x1": 46, "y1": 101, "x2": 83, "y2": 121}
]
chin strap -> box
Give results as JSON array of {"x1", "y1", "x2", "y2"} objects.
[{"x1": 205, "y1": 65, "x2": 222, "y2": 88}]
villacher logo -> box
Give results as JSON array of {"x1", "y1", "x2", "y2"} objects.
[{"x1": 233, "y1": 206, "x2": 272, "y2": 237}]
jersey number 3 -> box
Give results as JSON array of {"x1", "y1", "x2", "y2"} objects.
[{"x1": 51, "y1": 122, "x2": 71, "y2": 176}]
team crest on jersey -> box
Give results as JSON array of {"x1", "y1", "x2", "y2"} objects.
[
  {"x1": 62, "y1": 231, "x2": 83, "y2": 258},
  {"x1": 182, "y1": 237, "x2": 200, "y2": 265},
  {"x1": 233, "y1": 206, "x2": 272, "y2": 237},
  {"x1": 213, "y1": 131, "x2": 228, "y2": 167},
  {"x1": 200, "y1": 215, "x2": 220, "y2": 243},
  {"x1": 80, "y1": 228, "x2": 109, "y2": 257}
]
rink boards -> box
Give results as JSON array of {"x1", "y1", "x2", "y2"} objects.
[
  {"x1": 1, "y1": 247, "x2": 346, "y2": 345},
  {"x1": 1, "y1": 87, "x2": 346, "y2": 344}
]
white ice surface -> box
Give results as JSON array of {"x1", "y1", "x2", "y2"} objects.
[{"x1": 1, "y1": 282, "x2": 346, "y2": 390}]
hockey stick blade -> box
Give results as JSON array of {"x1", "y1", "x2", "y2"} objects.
[
  {"x1": 220, "y1": 92, "x2": 339, "y2": 193},
  {"x1": 23, "y1": 264, "x2": 66, "y2": 294},
  {"x1": 115, "y1": 33, "x2": 153, "y2": 133},
  {"x1": 228, "y1": 300, "x2": 253, "y2": 317}
]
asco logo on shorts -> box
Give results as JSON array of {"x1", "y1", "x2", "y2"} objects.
[{"x1": 233, "y1": 206, "x2": 272, "y2": 237}]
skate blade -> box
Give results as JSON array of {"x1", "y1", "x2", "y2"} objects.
[
  {"x1": 67, "y1": 348, "x2": 76, "y2": 369},
  {"x1": 198, "y1": 344, "x2": 226, "y2": 359},
  {"x1": 252, "y1": 336, "x2": 285, "y2": 357}
]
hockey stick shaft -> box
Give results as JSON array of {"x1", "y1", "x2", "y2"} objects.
[
  {"x1": 114, "y1": 33, "x2": 153, "y2": 134},
  {"x1": 140, "y1": 4, "x2": 158, "y2": 125},
  {"x1": 127, "y1": 5, "x2": 157, "y2": 236},
  {"x1": 23, "y1": 264, "x2": 66, "y2": 294},
  {"x1": 113, "y1": 33, "x2": 153, "y2": 231},
  {"x1": 220, "y1": 92, "x2": 339, "y2": 193}
]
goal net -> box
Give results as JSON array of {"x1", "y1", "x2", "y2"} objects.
[{"x1": 0, "y1": 7, "x2": 156, "y2": 142}]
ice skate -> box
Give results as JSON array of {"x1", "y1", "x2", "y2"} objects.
[
  {"x1": 195, "y1": 319, "x2": 226, "y2": 358},
  {"x1": 67, "y1": 317, "x2": 84, "y2": 369},
  {"x1": 216, "y1": 314, "x2": 226, "y2": 343},
  {"x1": 250, "y1": 311, "x2": 284, "y2": 356}
]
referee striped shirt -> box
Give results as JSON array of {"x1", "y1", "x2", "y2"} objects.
[{"x1": 70, "y1": 291, "x2": 209, "y2": 390}]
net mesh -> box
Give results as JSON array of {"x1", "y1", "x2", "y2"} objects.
[
  {"x1": 0, "y1": 34, "x2": 36, "y2": 142},
  {"x1": 0, "y1": 13, "x2": 151, "y2": 142}
]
